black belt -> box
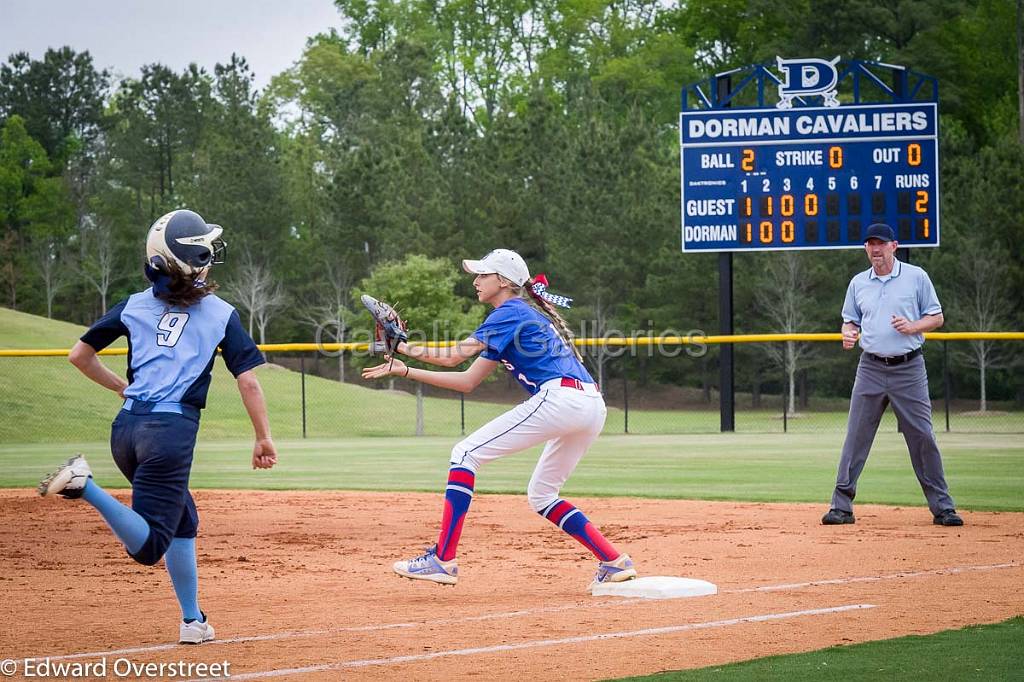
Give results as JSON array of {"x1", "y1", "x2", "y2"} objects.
[{"x1": 865, "y1": 347, "x2": 923, "y2": 366}]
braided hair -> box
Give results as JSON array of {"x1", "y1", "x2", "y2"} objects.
[{"x1": 513, "y1": 278, "x2": 583, "y2": 362}]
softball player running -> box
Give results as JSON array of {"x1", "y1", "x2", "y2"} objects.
[
  {"x1": 38, "y1": 209, "x2": 277, "y2": 644},
  {"x1": 362, "y1": 249, "x2": 636, "y2": 589}
]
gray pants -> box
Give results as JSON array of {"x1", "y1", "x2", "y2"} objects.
[{"x1": 831, "y1": 352, "x2": 955, "y2": 515}]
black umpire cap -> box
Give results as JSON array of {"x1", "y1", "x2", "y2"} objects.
[{"x1": 864, "y1": 223, "x2": 895, "y2": 242}]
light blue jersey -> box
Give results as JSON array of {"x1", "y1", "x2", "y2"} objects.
[
  {"x1": 81, "y1": 289, "x2": 263, "y2": 409},
  {"x1": 472, "y1": 298, "x2": 592, "y2": 395},
  {"x1": 842, "y1": 259, "x2": 942, "y2": 356}
]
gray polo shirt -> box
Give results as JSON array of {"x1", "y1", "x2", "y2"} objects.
[{"x1": 841, "y1": 259, "x2": 942, "y2": 356}]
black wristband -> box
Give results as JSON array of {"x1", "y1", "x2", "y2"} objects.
[{"x1": 404, "y1": 365, "x2": 410, "y2": 378}]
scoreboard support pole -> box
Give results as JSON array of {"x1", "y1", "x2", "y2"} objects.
[
  {"x1": 716, "y1": 73, "x2": 736, "y2": 432},
  {"x1": 718, "y1": 252, "x2": 736, "y2": 431}
]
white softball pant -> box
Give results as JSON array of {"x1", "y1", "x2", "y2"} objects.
[{"x1": 450, "y1": 379, "x2": 607, "y2": 512}]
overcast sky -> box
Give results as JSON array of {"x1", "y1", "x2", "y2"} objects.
[{"x1": 0, "y1": 0, "x2": 342, "y2": 89}]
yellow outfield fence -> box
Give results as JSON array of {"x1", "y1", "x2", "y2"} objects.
[{"x1": 2, "y1": 331, "x2": 1023, "y2": 357}]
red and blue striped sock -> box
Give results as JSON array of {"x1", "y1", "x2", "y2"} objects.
[
  {"x1": 436, "y1": 467, "x2": 475, "y2": 561},
  {"x1": 539, "y1": 499, "x2": 619, "y2": 561}
]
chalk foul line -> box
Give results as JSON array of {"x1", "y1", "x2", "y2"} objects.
[
  {"x1": 34, "y1": 560, "x2": 1018, "y2": 663},
  {"x1": 194, "y1": 603, "x2": 877, "y2": 681}
]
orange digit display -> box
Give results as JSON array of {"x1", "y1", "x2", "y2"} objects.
[
  {"x1": 741, "y1": 149, "x2": 755, "y2": 171},
  {"x1": 805, "y1": 194, "x2": 818, "y2": 216},
  {"x1": 915, "y1": 190, "x2": 928, "y2": 213},
  {"x1": 759, "y1": 221, "x2": 773, "y2": 243},
  {"x1": 781, "y1": 194, "x2": 794, "y2": 216},
  {"x1": 781, "y1": 220, "x2": 795, "y2": 243},
  {"x1": 908, "y1": 143, "x2": 921, "y2": 166},
  {"x1": 828, "y1": 146, "x2": 843, "y2": 169}
]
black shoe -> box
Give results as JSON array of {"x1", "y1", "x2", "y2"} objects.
[
  {"x1": 933, "y1": 509, "x2": 964, "y2": 526},
  {"x1": 821, "y1": 509, "x2": 855, "y2": 525}
]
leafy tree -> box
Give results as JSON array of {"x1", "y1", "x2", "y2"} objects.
[
  {"x1": 547, "y1": 102, "x2": 675, "y2": 386},
  {"x1": 0, "y1": 115, "x2": 52, "y2": 309},
  {"x1": 221, "y1": 251, "x2": 289, "y2": 345},
  {"x1": 22, "y1": 176, "x2": 75, "y2": 317},
  {"x1": 273, "y1": 31, "x2": 455, "y2": 288},
  {"x1": 355, "y1": 254, "x2": 484, "y2": 434},
  {"x1": 78, "y1": 183, "x2": 139, "y2": 316},
  {"x1": 677, "y1": 0, "x2": 804, "y2": 73},
  {"x1": 947, "y1": 237, "x2": 1016, "y2": 412},
  {"x1": 186, "y1": 55, "x2": 290, "y2": 259},
  {"x1": 899, "y1": 0, "x2": 1016, "y2": 146},
  {"x1": 0, "y1": 47, "x2": 109, "y2": 166},
  {"x1": 932, "y1": 118, "x2": 1024, "y2": 408},
  {"x1": 107, "y1": 64, "x2": 210, "y2": 217},
  {"x1": 429, "y1": 0, "x2": 543, "y2": 129},
  {"x1": 752, "y1": 253, "x2": 819, "y2": 416},
  {"x1": 297, "y1": 255, "x2": 357, "y2": 382}
]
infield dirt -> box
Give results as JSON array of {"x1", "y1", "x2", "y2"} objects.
[{"x1": 2, "y1": 491, "x2": 1022, "y2": 680}]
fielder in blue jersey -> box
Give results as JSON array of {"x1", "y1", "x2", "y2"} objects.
[
  {"x1": 39, "y1": 209, "x2": 277, "y2": 645},
  {"x1": 362, "y1": 249, "x2": 637, "y2": 590}
]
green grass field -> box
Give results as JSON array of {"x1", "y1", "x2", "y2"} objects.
[
  {"x1": 613, "y1": 617, "x2": 1024, "y2": 682},
  {"x1": 3, "y1": 432, "x2": 1022, "y2": 511}
]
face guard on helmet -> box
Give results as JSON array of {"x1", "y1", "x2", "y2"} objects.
[{"x1": 146, "y1": 209, "x2": 227, "y2": 277}]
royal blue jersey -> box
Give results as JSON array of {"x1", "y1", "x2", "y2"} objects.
[
  {"x1": 471, "y1": 298, "x2": 592, "y2": 395},
  {"x1": 80, "y1": 289, "x2": 264, "y2": 410}
]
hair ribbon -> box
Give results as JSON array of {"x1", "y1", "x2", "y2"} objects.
[{"x1": 530, "y1": 273, "x2": 573, "y2": 309}]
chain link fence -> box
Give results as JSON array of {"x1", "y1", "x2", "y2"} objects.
[{"x1": 1, "y1": 336, "x2": 1021, "y2": 444}]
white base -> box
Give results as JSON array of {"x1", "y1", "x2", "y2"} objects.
[{"x1": 592, "y1": 576, "x2": 718, "y2": 599}]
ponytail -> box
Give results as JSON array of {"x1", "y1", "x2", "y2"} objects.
[
  {"x1": 518, "y1": 276, "x2": 583, "y2": 362},
  {"x1": 145, "y1": 259, "x2": 218, "y2": 307}
]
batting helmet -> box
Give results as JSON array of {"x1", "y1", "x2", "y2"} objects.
[{"x1": 146, "y1": 209, "x2": 226, "y2": 276}]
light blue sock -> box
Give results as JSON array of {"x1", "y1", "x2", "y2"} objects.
[
  {"x1": 81, "y1": 479, "x2": 150, "y2": 555},
  {"x1": 165, "y1": 537, "x2": 202, "y2": 622}
]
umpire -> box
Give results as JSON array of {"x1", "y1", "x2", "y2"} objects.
[{"x1": 822, "y1": 223, "x2": 963, "y2": 527}]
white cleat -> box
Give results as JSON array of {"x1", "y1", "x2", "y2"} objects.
[
  {"x1": 179, "y1": 616, "x2": 215, "y2": 644},
  {"x1": 393, "y1": 545, "x2": 459, "y2": 585},
  {"x1": 590, "y1": 553, "x2": 638, "y2": 589},
  {"x1": 38, "y1": 455, "x2": 92, "y2": 498}
]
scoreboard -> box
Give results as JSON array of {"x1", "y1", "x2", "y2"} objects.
[{"x1": 679, "y1": 102, "x2": 939, "y2": 252}]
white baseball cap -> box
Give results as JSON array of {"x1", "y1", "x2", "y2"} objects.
[{"x1": 462, "y1": 249, "x2": 530, "y2": 286}]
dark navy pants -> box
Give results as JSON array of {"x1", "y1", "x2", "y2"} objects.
[{"x1": 110, "y1": 406, "x2": 200, "y2": 566}]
